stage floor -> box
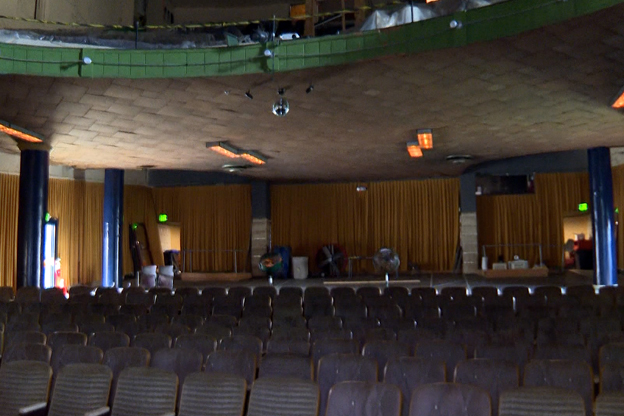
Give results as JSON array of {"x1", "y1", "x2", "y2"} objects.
[{"x1": 174, "y1": 270, "x2": 598, "y2": 292}]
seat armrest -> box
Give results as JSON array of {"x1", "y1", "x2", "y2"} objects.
[
  {"x1": 18, "y1": 401, "x2": 48, "y2": 415},
  {"x1": 84, "y1": 406, "x2": 110, "y2": 416}
]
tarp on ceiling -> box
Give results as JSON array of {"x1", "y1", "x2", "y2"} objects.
[{"x1": 360, "y1": 0, "x2": 509, "y2": 31}]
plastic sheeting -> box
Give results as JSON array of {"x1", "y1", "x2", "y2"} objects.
[{"x1": 361, "y1": 0, "x2": 508, "y2": 31}]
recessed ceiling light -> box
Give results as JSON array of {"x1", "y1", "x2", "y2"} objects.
[
  {"x1": 406, "y1": 142, "x2": 423, "y2": 158},
  {"x1": 445, "y1": 154, "x2": 473, "y2": 164},
  {"x1": 417, "y1": 129, "x2": 433, "y2": 149},
  {"x1": 240, "y1": 151, "x2": 266, "y2": 165},
  {"x1": 207, "y1": 141, "x2": 240, "y2": 158}
]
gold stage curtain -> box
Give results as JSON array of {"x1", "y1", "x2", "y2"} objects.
[
  {"x1": 477, "y1": 172, "x2": 590, "y2": 268},
  {"x1": 534, "y1": 172, "x2": 590, "y2": 267},
  {"x1": 612, "y1": 165, "x2": 624, "y2": 268},
  {"x1": 0, "y1": 174, "x2": 19, "y2": 288},
  {"x1": 477, "y1": 194, "x2": 542, "y2": 266},
  {"x1": 47, "y1": 179, "x2": 104, "y2": 287},
  {"x1": 123, "y1": 185, "x2": 164, "y2": 275},
  {"x1": 271, "y1": 178, "x2": 460, "y2": 273},
  {"x1": 152, "y1": 185, "x2": 251, "y2": 273}
]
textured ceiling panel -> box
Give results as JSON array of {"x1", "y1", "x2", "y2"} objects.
[{"x1": 1, "y1": 4, "x2": 624, "y2": 181}]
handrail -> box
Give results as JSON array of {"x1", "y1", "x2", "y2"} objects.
[{"x1": 181, "y1": 249, "x2": 247, "y2": 273}]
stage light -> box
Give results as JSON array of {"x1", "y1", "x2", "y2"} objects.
[
  {"x1": 406, "y1": 142, "x2": 423, "y2": 158},
  {"x1": 611, "y1": 86, "x2": 624, "y2": 108},
  {"x1": 417, "y1": 129, "x2": 433, "y2": 149},
  {"x1": 0, "y1": 120, "x2": 43, "y2": 143},
  {"x1": 207, "y1": 142, "x2": 240, "y2": 158},
  {"x1": 240, "y1": 151, "x2": 266, "y2": 165}
]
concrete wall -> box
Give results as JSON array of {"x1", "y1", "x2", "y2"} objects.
[
  {"x1": 167, "y1": 4, "x2": 290, "y2": 24},
  {"x1": 21, "y1": 0, "x2": 134, "y2": 25}
]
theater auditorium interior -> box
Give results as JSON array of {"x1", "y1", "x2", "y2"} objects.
[{"x1": 2, "y1": 0, "x2": 624, "y2": 415}]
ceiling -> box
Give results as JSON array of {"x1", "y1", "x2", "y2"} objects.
[{"x1": 1, "y1": 4, "x2": 624, "y2": 182}]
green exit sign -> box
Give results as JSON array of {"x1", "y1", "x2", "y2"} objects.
[
  {"x1": 158, "y1": 214, "x2": 168, "y2": 223},
  {"x1": 578, "y1": 203, "x2": 588, "y2": 212}
]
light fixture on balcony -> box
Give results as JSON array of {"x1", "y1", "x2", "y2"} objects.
[
  {"x1": 0, "y1": 120, "x2": 43, "y2": 143},
  {"x1": 207, "y1": 141, "x2": 241, "y2": 158},
  {"x1": 406, "y1": 142, "x2": 423, "y2": 158},
  {"x1": 417, "y1": 129, "x2": 433, "y2": 149},
  {"x1": 611, "y1": 86, "x2": 624, "y2": 109},
  {"x1": 240, "y1": 151, "x2": 266, "y2": 165}
]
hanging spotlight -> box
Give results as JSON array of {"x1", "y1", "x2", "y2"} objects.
[
  {"x1": 306, "y1": 84, "x2": 314, "y2": 94},
  {"x1": 272, "y1": 88, "x2": 289, "y2": 117},
  {"x1": 245, "y1": 90, "x2": 253, "y2": 100}
]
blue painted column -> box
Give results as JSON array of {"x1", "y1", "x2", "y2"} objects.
[
  {"x1": 16, "y1": 148, "x2": 49, "y2": 288},
  {"x1": 588, "y1": 147, "x2": 617, "y2": 286},
  {"x1": 102, "y1": 169, "x2": 124, "y2": 287}
]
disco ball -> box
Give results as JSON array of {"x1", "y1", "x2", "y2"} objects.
[
  {"x1": 373, "y1": 248, "x2": 400, "y2": 274},
  {"x1": 272, "y1": 98, "x2": 289, "y2": 117}
]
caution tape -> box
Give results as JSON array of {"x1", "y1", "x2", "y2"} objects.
[{"x1": 0, "y1": 0, "x2": 410, "y2": 31}]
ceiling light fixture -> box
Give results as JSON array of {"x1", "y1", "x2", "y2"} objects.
[
  {"x1": 417, "y1": 129, "x2": 433, "y2": 149},
  {"x1": 406, "y1": 142, "x2": 423, "y2": 158},
  {"x1": 240, "y1": 151, "x2": 267, "y2": 165},
  {"x1": 245, "y1": 90, "x2": 253, "y2": 100},
  {"x1": 0, "y1": 120, "x2": 43, "y2": 143},
  {"x1": 207, "y1": 141, "x2": 240, "y2": 158},
  {"x1": 306, "y1": 84, "x2": 314, "y2": 94},
  {"x1": 611, "y1": 86, "x2": 624, "y2": 109}
]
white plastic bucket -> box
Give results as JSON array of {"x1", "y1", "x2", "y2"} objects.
[{"x1": 293, "y1": 257, "x2": 309, "y2": 280}]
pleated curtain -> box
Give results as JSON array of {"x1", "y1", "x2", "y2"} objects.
[
  {"x1": 151, "y1": 185, "x2": 252, "y2": 273},
  {"x1": 271, "y1": 178, "x2": 461, "y2": 273}
]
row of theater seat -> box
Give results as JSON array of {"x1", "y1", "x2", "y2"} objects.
[
  {"x1": 2, "y1": 359, "x2": 624, "y2": 416},
  {"x1": 1, "y1": 283, "x2": 624, "y2": 416},
  {"x1": 4, "y1": 328, "x2": 624, "y2": 416}
]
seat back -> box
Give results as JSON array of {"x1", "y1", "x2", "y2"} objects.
[
  {"x1": 102, "y1": 346, "x2": 150, "y2": 404},
  {"x1": 174, "y1": 333, "x2": 217, "y2": 363},
  {"x1": 89, "y1": 331, "x2": 130, "y2": 353},
  {"x1": 52, "y1": 344, "x2": 104, "y2": 375},
  {"x1": 205, "y1": 350, "x2": 257, "y2": 386},
  {"x1": 48, "y1": 363, "x2": 112, "y2": 416},
  {"x1": 312, "y1": 339, "x2": 359, "y2": 368},
  {"x1": 178, "y1": 372, "x2": 246, "y2": 416},
  {"x1": 219, "y1": 334, "x2": 263, "y2": 361},
  {"x1": 247, "y1": 377, "x2": 319, "y2": 416},
  {"x1": 258, "y1": 354, "x2": 313, "y2": 380},
  {"x1": 499, "y1": 386, "x2": 584, "y2": 416},
  {"x1": 600, "y1": 363, "x2": 624, "y2": 393},
  {"x1": 132, "y1": 332, "x2": 172, "y2": 357},
  {"x1": 384, "y1": 357, "x2": 446, "y2": 416},
  {"x1": 2, "y1": 342, "x2": 52, "y2": 365},
  {"x1": 415, "y1": 340, "x2": 466, "y2": 378},
  {"x1": 409, "y1": 382, "x2": 491, "y2": 416},
  {"x1": 523, "y1": 359, "x2": 592, "y2": 416},
  {"x1": 596, "y1": 392, "x2": 624, "y2": 416},
  {"x1": 0, "y1": 360, "x2": 52, "y2": 416},
  {"x1": 151, "y1": 347, "x2": 203, "y2": 389},
  {"x1": 326, "y1": 381, "x2": 401, "y2": 416},
  {"x1": 362, "y1": 340, "x2": 410, "y2": 381},
  {"x1": 317, "y1": 354, "x2": 377, "y2": 416},
  {"x1": 454, "y1": 359, "x2": 519, "y2": 416},
  {"x1": 111, "y1": 367, "x2": 178, "y2": 416}
]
